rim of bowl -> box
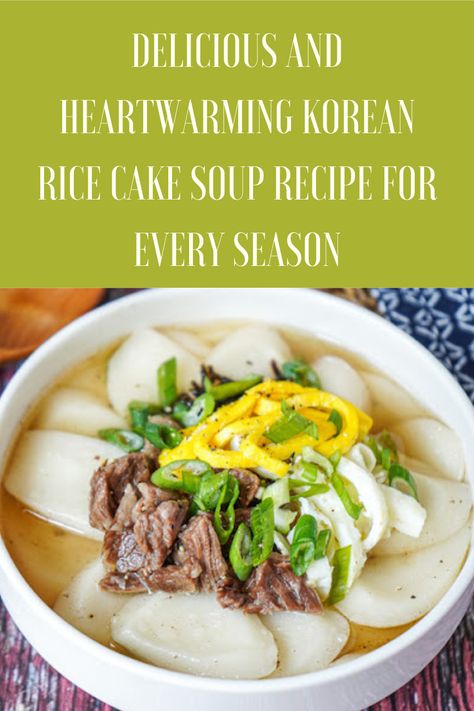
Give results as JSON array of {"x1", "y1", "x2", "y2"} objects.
[{"x1": 0, "y1": 287, "x2": 473, "y2": 695}]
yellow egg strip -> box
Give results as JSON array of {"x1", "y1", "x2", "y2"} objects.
[
  {"x1": 286, "y1": 390, "x2": 361, "y2": 456},
  {"x1": 159, "y1": 381, "x2": 373, "y2": 472},
  {"x1": 247, "y1": 380, "x2": 304, "y2": 400},
  {"x1": 239, "y1": 424, "x2": 289, "y2": 477},
  {"x1": 213, "y1": 412, "x2": 276, "y2": 448}
]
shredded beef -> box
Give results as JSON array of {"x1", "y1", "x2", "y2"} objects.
[
  {"x1": 148, "y1": 413, "x2": 181, "y2": 430},
  {"x1": 102, "y1": 491, "x2": 188, "y2": 575},
  {"x1": 174, "y1": 513, "x2": 230, "y2": 591},
  {"x1": 234, "y1": 507, "x2": 251, "y2": 527},
  {"x1": 217, "y1": 554, "x2": 322, "y2": 614},
  {"x1": 89, "y1": 452, "x2": 155, "y2": 531},
  {"x1": 229, "y1": 468, "x2": 260, "y2": 506}
]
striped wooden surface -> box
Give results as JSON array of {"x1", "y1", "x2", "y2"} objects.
[{"x1": 1, "y1": 288, "x2": 474, "y2": 711}]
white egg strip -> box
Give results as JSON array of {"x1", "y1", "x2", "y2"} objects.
[
  {"x1": 206, "y1": 325, "x2": 291, "y2": 380},
  {"x1": 34, "y1": 386, "x2": 126, "y2": 437},
  {"x1": 263, "y1": 610, "x2": 350, "y2": 677},
  {"x1": 380, "y1": 484, "x2": 426, "y2": 539},
  {"x1": 314, "y1": 356, "x2": 372, "y2": 413},
  {"x1": 107, "y1": 329, "x2": 200, "y2": 416},
  {"x1": 54, "y1": 559, "x2": 128, "y2": 645},
  {"x1": 4, "y1": 430, "x2": 123, "y2": 539},
  {"x1": 306, "y1": 557, "x2": 333, "y2": 600},
  {"x1": 337, "y1": 457, "x2": 389, "y2": 551},
  {"x1": 375, "y1": 472, "x2": 471, "y2": 556},
  {"x1": 336, "y1": 526, "x2": 471, "y2": 627},
  {"x1": 112, "y1": 592, "x2": 278, "y2": 679},
  {"x1": 346, "y1": 443, "x2": 377, "y2": 473},
  {"x1": 392, "y1": 418, "x2": 464, "y2": 482},
  {"x1": 309, "y1": 489, "x2": 366, "y2": 586}
]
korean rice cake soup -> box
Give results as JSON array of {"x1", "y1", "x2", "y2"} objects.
[{"x1": 2, "y1": 322, "x2": 471, "y2": 678}]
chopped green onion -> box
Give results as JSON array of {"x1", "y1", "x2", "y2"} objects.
[
  {"x1": 158, "y1": 357, "x2": 177, "y2": 408},
  {"x1": 301, "y1": 447, "x2": 333, "y2": 476},
  {"x1": 204, "y1": 374, "x2": 262, "y2": 402},
  {"x1": 329, "y1": 450, "x2": 342, "y2": 470},
  {"x1": 281, "y1": 359, "x2": 321, "y2": 388},
  {"x1": 98, "y1": 428, "x2": 144, "y2": 453},
  {"x1": 388, "y1": 463, "x2": 419, "y2": 500},
  {"x1": 128, "y1": 400, "x2": 161, "y2": 434},
  {"x1": 193, "y1": 471, "x2": 230, "y2": 511},
  {"x1": 365, "y1": 435, "x2": 383, "y2": 465},
  {"x1": 144, "y1": 421, "x2": 183, "y2": 450},
  {"x1": 151, "y1": 459, "x2": 213, "y2": 492},
  {"x1": 274, "y1": 530, "x2": 291, "y2": 555},
  {"x1": 331, "y1": 472, "x2": 363, "y2": 519},
  {"x1": 292, "y1": 483, "x2": 330, "y2": 499},
  {"x1": 214, "y1": 472, "x2": 240, "y2": 544},
  {"x1": 299, "y1": 461, "x2": 319, "y2": 482},
  {"x1": 229, "y1": 523, "x2": 253, "y2": 581},
  {"x1": 328, "y1": 409, "x2": 343, "y2": 435},
  {"x1": 274, "y1": 507, "x2": 297, "y2": 534},
  {"x1": 290, "y1": 514, "x2": 318, "y2": 576},
  {"x1": 314, "y1": 529, "x2": 331, "y2": 560},
  {"x1": 378, "y1": 429, "x2": 399, "y2": 462},
  {"x1": 381, "y1": 447, "x2": 392, "y2": 471},
  {"x1": 262, "y1": 477, "x2": 290, "y2": 508},
  {"x1": 250, "y1": 498, "x2": 274, "y2": 566},
  {"x1": 264, "y1": 402, "x2": 318, "y2": 444},
  {"x1": 328, "y1": 545, "x2": 352, "y2": 605},
  {"x1": 173, "y1": 393, "x2": 215, "y2": 427}
]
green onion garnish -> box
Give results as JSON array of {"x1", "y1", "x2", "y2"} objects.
[
  {"x1": 331, "y1": 472, "x2": 363, "y2": 519},
  {"x1": 290, "y1": 514, "x2": 318, "y2": 576},
  {"x1": 388, "y1": 463, "x2": 419, "y2": 500},
  {"x1": 301, "y1": 447, "x2": 333, "y2": 476},
  {"x1": 314, "y1": 529, "x2": 331, "y2": 560},
  {"x1": 378, "y1": 429, "x2": 399, "y2": 461},
  {"x1": 229, "y1": 523, "x2": 253, "y2": 581},
  {"x1": 365, "y1": 435, "x2": 383, "y2": 465},
  {"x1": 214, "y1": 472, "x2": 240, "y2": 544},
  {"x1": 98, "y1": 428, "x2": 144, "y2": 453},
  {"x1": 328, "y1": 409, "x2": 343, "y2": 435},
  {"x1": 329, "y1": 450, "x2": 342, "y2": 470},
  {"x1": 144, "y1": 421, "x2": 183, "y2": 450},
  {"x1": 204, "y1": 374, "x2": 262, "y2": 402},
  {"x1": 158, "y1": 357, "x2": 178, "y2": 408},
  {"x1": 328, "y1": 545, "x2": 352, "y2": 605},
  {"x1": 274, "y1": 507, "x2": 297, "y2": 534},
  {"x1": 264, "y1": 401, "x2": 318, "y2": 444},
  {"x1": 173, "y1": 393, "x2": 215, "y2": 427},
  {"x1": 151, "y1": 459, "x2": 212, "y2": 493},
  {"x1": 292, "y1": 483, "x2": 330, "y2": 499},
  {"x1": 262, "y1": 477, "x2": 290, "y2": 508},
  {"x1": 381, "y1": 447, "x2": 392, "y2": 471},
  {"x1": 128, "y1": 400, "x2": 161, "y2": 435},
  {"x1": 281, "y1": 359, "x2": 321, "y2": 388},
  {"x1": 250, "y1": 498, "x2": 274, "y2": 566},
  {"x1": 300, "y1": 461, "x2": 319, "y2": 482}
]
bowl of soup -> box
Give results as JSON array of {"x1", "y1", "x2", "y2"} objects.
[{"x1": 0, "y1": 288, "x2": 473, "y2": 711}]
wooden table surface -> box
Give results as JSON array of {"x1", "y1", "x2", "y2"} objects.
[{"x1": 1, "y1": 288, "x2": 474, "y2": 711}]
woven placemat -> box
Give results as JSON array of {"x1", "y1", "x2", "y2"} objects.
[{"x1": 1, "y1": 288, "x2": 474, "y2": 711}]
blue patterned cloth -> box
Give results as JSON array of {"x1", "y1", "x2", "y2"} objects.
[{"x1": 371, "y1": 289, "x2": 474, "y2": 402}]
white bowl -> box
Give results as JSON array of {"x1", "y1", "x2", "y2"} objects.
[{"x1": 1, "y1": 288, "x2": 473, "y2": 711}]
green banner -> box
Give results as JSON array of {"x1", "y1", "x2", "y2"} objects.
[{"x1": 1, "y1": 1, "x2": 473, "y2": 286}]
